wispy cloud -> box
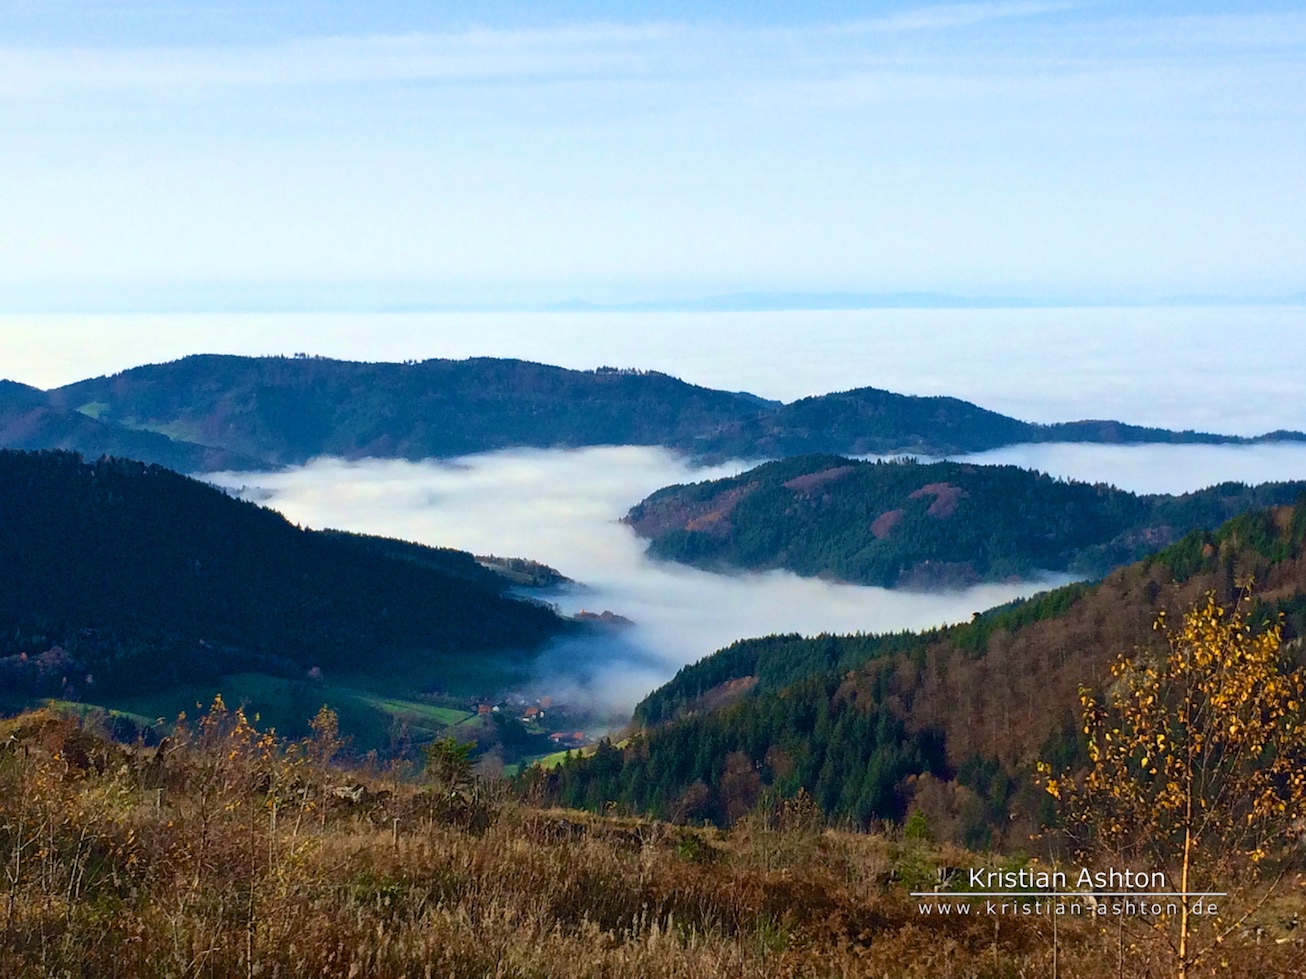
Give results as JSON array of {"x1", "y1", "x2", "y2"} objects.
[
  {"x1": 826, "y1": 1, "x2": 1080, "y2": 35},
  {"x1": 0, "y1": 22, "x2": 686, "y2": 97},
  {"x1": 4, "y1": 4, "x2": 1303, "y2": 101},
  {"x1": 1, "y1": 3, "x2": 1303, "y2": 298}
]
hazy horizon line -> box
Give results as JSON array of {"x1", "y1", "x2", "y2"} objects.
[{"x1": 2, "y1": 287, "x2": 1305, "y2": 316}]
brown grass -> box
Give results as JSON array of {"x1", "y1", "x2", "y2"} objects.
[{"x1": 1, "y1": 705, "x2": 1301, "y2": 978}]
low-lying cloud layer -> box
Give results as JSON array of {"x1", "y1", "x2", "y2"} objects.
[
  {"x1": 208, "y1": 445, "x2": 1088, "y2": 717},
  {"x1": 210, "y1": 441, "x2": 1306, "y2": 717},
  {"x1": 955, "y1": 442, "x2": 1306, "y2": 496}
]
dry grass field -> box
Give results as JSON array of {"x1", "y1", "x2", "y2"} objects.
[{"x1": 2, "y1": 704, "x2": 1301, "y2": 979}]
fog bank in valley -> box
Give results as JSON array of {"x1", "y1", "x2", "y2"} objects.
[
  {"x1": 210, "y1": 441, "x2": 1306, "y2": 717},
  {"x1": 955, "y1": 442, "x2": 1306, "y2": 497},
  {"x1": 209, "y1": 447, "x2": 1066, "y2": 716}
]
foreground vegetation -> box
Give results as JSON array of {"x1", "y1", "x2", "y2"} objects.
[{"x1": 4, "y1": 704, "x2": 1301, "y2": 979}]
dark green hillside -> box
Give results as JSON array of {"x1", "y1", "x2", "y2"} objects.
[
  {"x1": 689, "y1": 386, "x2": 1306, "y2": 460},
  {"x1": 0, "y1": 379, "x2": 48, "y2": 411},
  {"x1": 316, "y1": 529, "x2": 523, "y2": 589},
  {"x1": 37, "y1": 354, "x2": 1306, "y2": 467},
  {"x1": 1, "y1": 381, "x2": 261, "y2": 472},
  {"x1": 545, "y1": 504, "x2": 1306, "y2": 841},
  {"x1": 693, "y1": 387, "x2": 1036, "y2": 457},
  {"x1": 0, "y1": 450, "x2": 572, "y2": 711},
  {"x1": 1035, "y1": 418, "x2": 1304, "y2": 444},
  {"x1": 51, "y1": 355, "x2": 765, "y2": 465},
  {"x1": 627, "y1": 454, "x2": 1306, "y2": 586}
]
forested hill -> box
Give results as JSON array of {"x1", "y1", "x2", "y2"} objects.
[
  {"x1": 27, "y1": 354, "x2": 1304, "y2": 467},
  {"x1": 685, "y1": 387, "x2": 1305, "y2": 459},
  {"x1": 0, "y1": 379, "x2": 46, "y2": 410},
  {"x1": 0, "y1": 450, "x2": 573, "y2": 704},
  {"x1": 626, "y1": 454, "x2": 1306, "y2": 586},
  {"x1": 49, "y1": 355, "x2": 767, "y2": 465},
  {"x1": 544, "y1": 504, "x2": 1306, "y2": 843},
  {"x1": 1, "y1": 379, "x2": 262, "y2": 472}
]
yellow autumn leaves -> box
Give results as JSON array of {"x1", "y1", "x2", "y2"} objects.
[{"x1": 1039, "y1": 591, "x2": 1306, "y2": 976}]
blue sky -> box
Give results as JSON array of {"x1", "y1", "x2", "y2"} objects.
[{"x1": 2, "y1": 1, "x2": 1305, "y2": 309}]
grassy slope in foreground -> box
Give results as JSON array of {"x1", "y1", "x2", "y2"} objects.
[
  {"x1": 16, "y1": 706, "x2": 1305, "y2": 978},
  {"x1": 0, "y1": 449, "x2": 574, "y2": 741},
  {"x1": 626, "y1": 453, "x2": 1306, "y2": 586},
  {"x1": 546, "y1": 503, "x2": 1306, "y2": 843}
]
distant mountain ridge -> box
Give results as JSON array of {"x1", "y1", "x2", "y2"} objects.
[
  {"x1": 0, "y1": 353, "x2": 1295, "y2": 470},
  {"x1": 626, "y1": 454, "x2": 1306, "y2": 586},
  {"x1": 47, "y1": 356, "x2": 764, "y2": 467}
]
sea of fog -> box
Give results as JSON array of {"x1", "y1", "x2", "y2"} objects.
[
  {"x1": 207, "y1": 439, "x2": 1306, "y2": 717},
  {"x1": 957, "y1": 442, "x2": 1306, "y2": 496},
  {"x1": 217, "y1": 447, "x2": 1057, "y2": 716}
]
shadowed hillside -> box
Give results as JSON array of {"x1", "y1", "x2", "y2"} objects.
[{"x1": 0, "y1": 450, "x2": 573, "y2": 715}]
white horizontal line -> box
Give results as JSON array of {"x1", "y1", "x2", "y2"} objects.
[{"x1": 910, "y1": 892, "x2": 1227, "y2": 898}]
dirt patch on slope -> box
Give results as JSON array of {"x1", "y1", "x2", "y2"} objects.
[
  {"x1": 625, "y1": 484, "x2": 758, "y2": 538},
  {"x1": 782, "y1": 465, "x2": 857, "y2": 495},
  {"x1": 870, "y1": 508, "x2": 906, "y2": 539},
  {"x1": 908, "y1": 482, "x2": 969, "y2": 519}
]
